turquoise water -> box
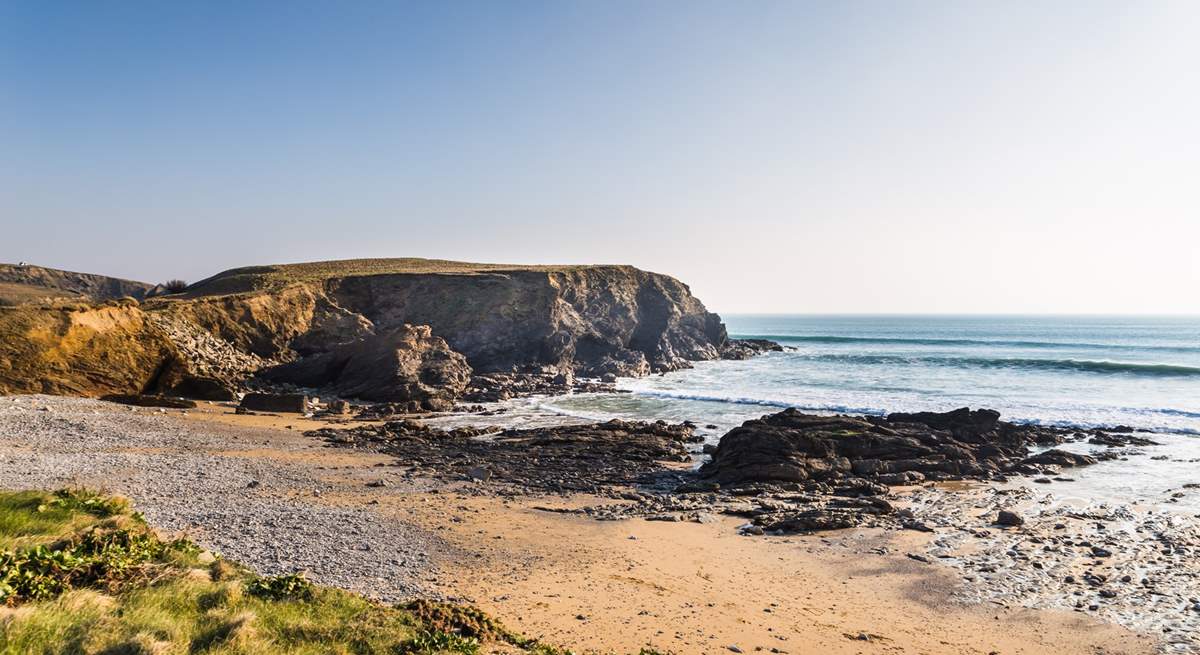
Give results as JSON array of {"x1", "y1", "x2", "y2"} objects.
[{"x1": 545, "y1": 315, "x2": 1200, "y2": 437}]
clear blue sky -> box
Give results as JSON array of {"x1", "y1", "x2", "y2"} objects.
[{"x1": 3, "y1": 1, "x2": 1198, "y2": 313}]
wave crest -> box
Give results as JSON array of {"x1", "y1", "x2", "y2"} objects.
[{"x1": 793, "y1": 354, "x2": 1200, "y2": 377}]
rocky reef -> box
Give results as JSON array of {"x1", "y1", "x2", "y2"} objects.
[
  {"x1": 0, "y1": 258, "x2": 771, "y2": 404},
  {"x1": 307, "y1": 417, "x2": 699, "y2": 494},
  {"x1": 698, "y1": 406, "x2": 1093, "y2": 486},
  {"x1": 393, "y1": 406, "x2": 1138, "y2": 536}
]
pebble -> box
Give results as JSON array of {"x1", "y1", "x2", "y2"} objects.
[{"x1": 0, "y1": 395, "x2": 441, "y2": 603}]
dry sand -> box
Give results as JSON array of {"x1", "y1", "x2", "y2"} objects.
[{"x1": 175, "y1": 403, "x2": 1154, "y2": 655}]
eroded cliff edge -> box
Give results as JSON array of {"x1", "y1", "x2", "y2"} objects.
[{"x1": 0, "y1": 258, "x2": 773, "y2": 404}]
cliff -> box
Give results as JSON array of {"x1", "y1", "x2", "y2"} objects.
[
  {"x1": 0, "y1": 263, "x2": 154, "y2": 305},
  {"x1": 0, "y1": 258, "x2": 750, "y2": 404},
  {"x1": 160, "y1": 258, "x2": 730, "y2": 376}
]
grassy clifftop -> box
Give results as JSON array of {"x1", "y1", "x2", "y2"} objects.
[
  {"x1": 180, "y1": 258, "x2": 629, "y2": 298},
  {"x1": 0, "y1": 264, "x2": 153, "y2": 306}
]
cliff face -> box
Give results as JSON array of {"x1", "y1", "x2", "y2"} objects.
[
  {"x1": 0, "y1": 302, "x2": 174, "y2": 396},
  {"x1": 0, "y1": 264, "x2": 154, "y2": 305},
  {"x1": 320, "y1": 266, "x2": 727, "y2": 376},
  {"x1": 0, "y1": 258, "x2": 736, "y2": 402}
]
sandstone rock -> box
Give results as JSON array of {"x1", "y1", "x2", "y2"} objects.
[{"x1": 0, "y1": 303, "x2": 178, "y2": 397}]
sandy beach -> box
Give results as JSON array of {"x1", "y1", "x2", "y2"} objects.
[{"x1": 0, "y1": 395, "x2": 1159, "y2": 654}]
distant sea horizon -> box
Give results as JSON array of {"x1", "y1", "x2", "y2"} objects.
[{"x1": 545, "y1": 313, "x2": 1200, "y2": 437}]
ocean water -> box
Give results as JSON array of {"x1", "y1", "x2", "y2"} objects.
[
  {"x1": 546, "y1": 315, "x2": 1200, "y2": 436},
  {"x1": 537, "y1": 314, "x2": 1200, "y2": 511}
]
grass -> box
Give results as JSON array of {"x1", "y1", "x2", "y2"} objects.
[
  {"x1": 177, "y1": 258, "x2": 621, "y2": 298},
  {"x1": 0, "y1": 489, "x2": 672, "y2": 655}
]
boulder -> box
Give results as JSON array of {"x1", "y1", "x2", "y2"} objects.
[
  {"x1": 240, "y1": 393, "x2": 308, "y2": 413},
  {"x1": 996, "y1": 510, "x2": 1025, "y2": 527},
  {"x1": 101, "y1": 394, "x2": 197, "y2": 409},
  {"x1": 1020, "y1": 449, "x2": 1098, "y2": 468},
  {"x1": 719, "y1": 338, "x2": 784, "y2": 360},
  {"x1": 161, "y1": 375, "x2": 237, "y2": 401},
  {"x1": 700, "y1": 407, "x2": 1058, "y2": 486},
  {"x1": 261, "y1": 324, "x2": 471, "y2": 409}
]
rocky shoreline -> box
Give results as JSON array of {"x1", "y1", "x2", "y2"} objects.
[
  {"x1": 0, "y1": 394, "x2": 1195, "y2": 651},
  {"x1": 306, "y1": 401, "x2": 1199, "y2": 653},
  {"x1": 910, "y1": 485, "x2": 1200, "y2": 652}
]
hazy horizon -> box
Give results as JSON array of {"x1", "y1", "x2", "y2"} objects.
[{"x1": 4, "y1": 1, "x2": 1198, "y2": 314}]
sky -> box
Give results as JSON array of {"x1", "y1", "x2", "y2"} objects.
[{"x1": 2, "y1": 1, "x2": 1198, "y2": 314}]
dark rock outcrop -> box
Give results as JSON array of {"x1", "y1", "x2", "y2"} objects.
[
  {"x1": 700, "y1": 407, "x2": 1081, "y2": 486},
  {"x1": 100, "y1": 394, "x2": 197, "y2": 409},
  {"x1": 260, "y1": 324, "x2": 472, "y2": 410},
  {"x1": 310, "y1": 418, "x2": 697, "y2": 493},
  {"x1": 240, "y1": 392, "x2": 309, "y2": 413},
  {"x1": 719, "y1": 338, "x2": 785, "y2": 360}
]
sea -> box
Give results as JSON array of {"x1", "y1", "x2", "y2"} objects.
[{"x1": 533, "y1": 315, "x2": 1200, "y2": 511}]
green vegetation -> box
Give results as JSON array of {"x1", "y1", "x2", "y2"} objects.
[
  {"x1": 0, "y1": 488, "x2": 599, "y2": 655},
  {"x1": 179, "y1": 258, "x2": 616, "y2": 298},
  {"x1": 163, "y1": 279, "x2": 189, "y2": 294}
]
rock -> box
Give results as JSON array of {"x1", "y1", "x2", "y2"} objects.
[
  {"x1": 262, "y1": 325, "x2": 472, "y2": 408},
  {"x1": 996, "y1": 510, "x2": 1025, "y2": 527},
  {"x1": 719, "y1": 338, "x2": 784, "y2": 360},
  {"x1": 1020, "y1": 450, "x2": 1097, "y2": 468},
  {"x1": 674, "y1": 480, "x2": 720, "y2": 494},
  {"x1": 164, "y1": 375, "x2": 238, "y2": 401},
  {"x1": 240, "y1": 393, "x2": 308, "y2": 413},
  {"x1": 755, "y1": 507, "x2": 867, "y2": 532},
  {"x1": 887, "y1": 407, "x2": 1000, "y2": 437},
  {"x1": 100, "y1": 394, "x2": 197, "y2": 409},
  {"x1": 646, "y1": 514, "x2": 682, "y2": 522},
  {"x1": 0, "y1": 263, "x2": 153, "y2": 302},
  {"x1": 699, "y1": 407, "x2": 1047, "y2": 486},
  {"x1": 2, "y1": 259, "x2": 762, "y2": 402},
  {"x1": 313, "y1": 418, "x2": 696, "y2": 494},
  {"x1": 466, "y1": 466, "x2": 491, "y2": 482},
  {"x1": 326, "y1": 399, "x2": 352, "y2": 414}
]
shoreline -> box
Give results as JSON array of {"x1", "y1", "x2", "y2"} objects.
[{"x1": 2, "y1": 394, "x2": 1191, "y2": 653}]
